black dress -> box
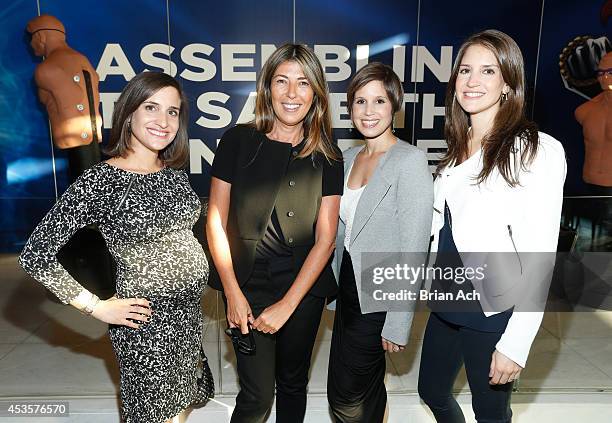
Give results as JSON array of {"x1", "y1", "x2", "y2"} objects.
[{"x1": 19, "y1": 162, "x2": 209, "y2": 423}]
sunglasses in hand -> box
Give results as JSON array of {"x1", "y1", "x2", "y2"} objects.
[{"x1": 225, "y1": 327, "x2": 256, "y2": 355}]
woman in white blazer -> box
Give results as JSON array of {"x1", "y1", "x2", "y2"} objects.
[
  {"x1": 417, "y1": 30, "x2": 567, "y2": 423},
  {"x1": 327, "y1": 62, "x2": 433, "y2": 423}
]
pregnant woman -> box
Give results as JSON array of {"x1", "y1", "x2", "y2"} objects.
[{"x1": 19, "y1": 72, "x2": 212, "y2": 423}]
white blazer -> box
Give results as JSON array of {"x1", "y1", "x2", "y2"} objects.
[{"x1": 430, "y1": 131, "x2": 567, "y2": 367}]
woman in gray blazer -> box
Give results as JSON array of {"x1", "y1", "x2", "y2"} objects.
[{"x1": 327, "y1": 63, "x2": 433, "y2": 423}]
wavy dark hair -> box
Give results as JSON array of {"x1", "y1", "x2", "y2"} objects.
[
  {"x1": 438, "y1": 29, "x2": 538, "y2": 186},
  {"x1": 251, "y1": 43, "x2": 340, "y2": 162},
  {"x1": 104, "y1": 71, "x2": 189, "y2": 169}
]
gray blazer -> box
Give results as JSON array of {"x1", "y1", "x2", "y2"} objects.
[{"x1": 331, "y1": 140, "x2": 433, "y2": 346}]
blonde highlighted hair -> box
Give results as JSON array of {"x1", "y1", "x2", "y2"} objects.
[{"x1": 252, "y1": 43, "x2": 340, "y2": 161}]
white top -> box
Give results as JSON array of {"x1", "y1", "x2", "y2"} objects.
[
  {"x1": 430, "y1": 131, "x2": 567, "y2": 368},
  {"x1": 339, "y1": 161, "x2": 365, "y2": 252}
]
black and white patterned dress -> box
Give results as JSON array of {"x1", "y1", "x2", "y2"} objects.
[{"x1": 19, "y1": 162, "x2": 209, "y2": 423}]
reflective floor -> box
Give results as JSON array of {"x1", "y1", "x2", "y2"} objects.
[{"x1": 1, "y1": 254, "x2": 612, "y2": 422}]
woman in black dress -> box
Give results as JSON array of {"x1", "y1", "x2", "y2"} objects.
[
  {"x1": 207, "y1": 43, "x2": 343, "y2": 423},
  {"x1": 20, "y1": 72, "x2": 212, "y2": 423}
]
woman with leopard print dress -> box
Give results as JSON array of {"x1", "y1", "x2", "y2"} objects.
[{"x1": 19, "y1": 72, "x2": 211, "y2": 423}]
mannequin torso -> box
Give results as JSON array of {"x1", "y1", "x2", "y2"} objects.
[{"x1": 34, "y1": 46, "x2": 102, "y2": 148}]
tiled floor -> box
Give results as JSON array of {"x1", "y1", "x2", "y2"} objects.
[{"x1": 1, "y1": 254, "x2": 612, "y2": 422}]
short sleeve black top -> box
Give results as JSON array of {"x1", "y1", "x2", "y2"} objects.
[
  {"x1": 211, "y1": 126, "x2": 343, "y2": 259},
  {"x1": 212, "y1": 128, "x2": 343, "y2": 196}
]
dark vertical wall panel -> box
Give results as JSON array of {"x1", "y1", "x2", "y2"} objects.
[
  {"x1": 534, "y1": 0, "x2": 611, "y2": 195},
  {"x1": 295, "y1": 0, "x2": 419, "y2": 150},
  {"x1": 169, "y1": 0, "x2": 293, "y2": 194},
  {"x1": 414, "y1": 0, "x2": 542, "y2": 171},
  {"x1": 0, "y1": 0, "x2": 55, "y2": 250}
]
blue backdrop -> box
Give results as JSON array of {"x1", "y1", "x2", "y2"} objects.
[{"x1": 1, "y1": 0, "x2": 610, "y2": 252}]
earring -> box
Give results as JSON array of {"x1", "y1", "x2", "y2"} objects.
[
  {"x1": 501, "y1": 92, "x2": 508, "y2": 102},
  {"x1": 127, "y1": 119, "x2": 131, "y2": 132}
]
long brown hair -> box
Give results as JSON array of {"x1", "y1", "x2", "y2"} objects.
[
  {"x1": 438, "y1": 29, "x2": 538, "y2": 186},
  {"x1": 105, "y1": 71, "x2": 190, "y2": 169},
  {"x1": 252, "y1": 43, "x2": 340, "y2": 161}
]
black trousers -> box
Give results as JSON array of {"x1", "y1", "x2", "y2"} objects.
[
  {"x1": 327, "y1": 251, "x2": 387, "y2": 423},
  {"x1": 418, "y1": 312, "x2": 513, "y2": 423},
  {"x1": 226, "y1": 258, "x2": 325, "y2": 423}
]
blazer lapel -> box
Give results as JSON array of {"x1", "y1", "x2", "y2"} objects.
[
  {"x1": 343, "y1": 147, "x2": 360, "y2": 185},
  {"x1": 349, "y1": 145, "x2": 395, "y2": 245}
]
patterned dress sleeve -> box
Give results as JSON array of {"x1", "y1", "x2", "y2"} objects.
[{"x1": 18, "y1": 167, "x2": 108, "y2": 304}]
